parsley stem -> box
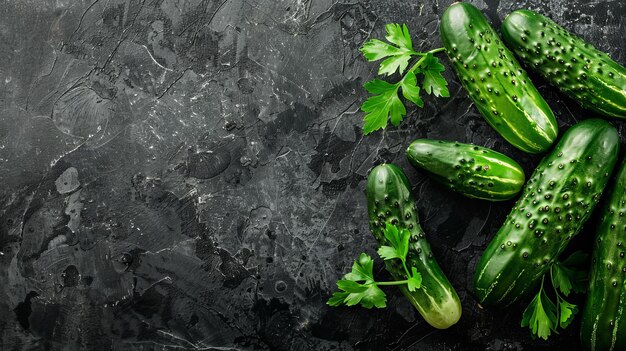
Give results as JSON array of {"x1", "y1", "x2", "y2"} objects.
[
  {"x1": 401, "y1": 260, "x2": 412, "y2": 280},
  {"x1": 407, "y1": 47, "x2": 445, "y2": 75},
  {"x1": 428, "y1": 47, "x2": 446, "y2": 54},
  {"x1": 376, "y1": 280, "x2": 410, "y2": 286},
  {"x1": 412, "y1": 47, "x2": 445, "y2": 56},
  {"x1": 549, "y1": 265, "x2": 562, "y2": 318},
  {"x1": 549, "y1": 265, "x2": 564, "y2": 299},
  {"x1": 407, "y1": 56, "x2": 429, "y2": 74}
]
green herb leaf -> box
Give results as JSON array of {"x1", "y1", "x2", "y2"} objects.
[
  {"x1": 341, "y1": 281, "x2": 387, "y2": 308},
  {"x1": 360, "y1": 39, "x2": 401, "y2": 61},
  {"x1": 400, "y1": 72, "x2": 424, "y2": 107},
  {"x1": 376, "y1": 246, "x2": 398, "y2": 261},
  {"x1": 407, "y1": 267, "x2": 422, "y2": 292},
  {"x1": 551, "y1": 264, "x2": 575, "y2": 297},
  {"x1": 359, "y1": 24, "x2": 448, "y2": 134},
  {"x1": 327, "y1": 224, "x2": 424, "y2": 309},
  {"x1": 349, "y1": 284, "x2": 387, "y2": 309},
  {"x1": 421, "y1": 53, "x2": 450, "y2": 97},
  {"x1": 559, "y1": 299, "x2": 578, "y2": 329},
  {"x1": 361, "y1": 89, "x2": 405, "y2": 134},
  {"x1": 344, "y1": 253, "x2": 376, "y2": 283},
  {"x1": 327, "y1": 253, "x2": 387, "y2": 309},
  {"x1": 337, "y1": 279, "x2": 368, "y2": 293},
  {"x1": 331, "y1": 279, "x2": 387, "y2": 308},
  {"x1": 384, "y1": 23, "x2": 413, "y2": 53},
  {"x1": 388, "y1": 93, "x2": 407, "y2": 126},
  {"x1": 552, "y1": 251, "x2": 588, "y2": 296},
  {"x1": 521, "y1": 287, "x2": 558, "y2": 340},
  {"x1": 379, "y1": 55, "x2": 412, "y2": 77},
  {"x1": 360, "y1": 24, "x2": 415, "y2": 76},
  {"x1": 377, "y1": 223, "x2": 410, "y2": 261},
  {"x1": 522, "y1": 258, "x2": 585, "y2": 341},
  {"x1": 327, "y1": 291, "x2": 349, "y2": 306},
  {"x1": 364, "y1": 79, "x2": 397, "y2": 94}
]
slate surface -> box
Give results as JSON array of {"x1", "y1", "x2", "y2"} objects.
[{"x1": 1, "y1": 0, "x2": 625, "y2": 350}]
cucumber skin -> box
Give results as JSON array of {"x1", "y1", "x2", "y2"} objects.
[
  {"x1": 440, "y1": 3, "x2": 558, "y2": 154},
  {"x1": 367, "y1": 164, "x2": 462, "y2": 329},
  {"x1": 473, "y1": 119, "x2": 619, "y2": 306},
  {"x1": 502, "y1": 10, "x2": 626, "y2": 119},
  {"x1": 406, "y1": 139, "x2": 525, "y2": 201},
  {"x1": 581, "y1": 159, "x2": 626, "y2": 351}
]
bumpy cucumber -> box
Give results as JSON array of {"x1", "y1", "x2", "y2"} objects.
[
  {"x1": 581, "y1": 159, "x2": 626, "y2": 351},
  {"x1": 406, "y1": 139, "x2": 525, "y2": 201},
  {"x1": 440, "y1": 3, "x2": 557, "y2": 154},
  {"x1": 502, "y1": 10, "x2": 626, "y2": 119},
  {"x1": 367, "y1": 164, "x2": 462, "y2": 329},
  {"x1": 474, "y1": 119, "x2": 619, "y2": 306}
]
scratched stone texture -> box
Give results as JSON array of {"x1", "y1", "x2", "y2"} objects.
[{"x1": 0, "y1": 0, "x2": 625, "y2": 350}]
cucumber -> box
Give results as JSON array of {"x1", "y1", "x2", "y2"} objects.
[
  {"x1": 440, "y1": 2, "x2": 558, "y2": 154},
  {"x1": 502, "y1": 10, "x2": 626, "y2": 119},
  {"x1": 473, "y1": 119, "x2": 619, "y2": 306},
  {"x1": 581, "y1": 159, "x2": 626, "y2": 351},
  {"x1": 367, "y1": 164, "x2": 462, "y2": 329},
  {"x1": 406, "y1": 139, "x2": 525, "y2": 201}
]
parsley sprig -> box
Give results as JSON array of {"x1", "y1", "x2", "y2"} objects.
[
  {"x1": 360, "y1": 23, "x2": 450, "y2": 134},
  {"x1": 521, "y1": 251, "x2": 588, "y2": 340},
  {"x1": 327, "y1": 223, "x2": 423, "y2": 309}
]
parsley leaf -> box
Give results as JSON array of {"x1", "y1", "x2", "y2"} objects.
[
  {"x1": 360, "y1": 39, "x2": 401, "y2": 61},
  {"x1": 551, "y1": 251, "x2": 588, "y2": 296},
  {"x1": 407, "y1": 267, "x2": 422, "y2": 292},
  {"x1": 327, "y1": 291, "x2": 349, "y2": 307},
  {"x1": 559, "y1": 251, "x2": 589, "y2": 294},
  {"x1": 377, "y1": 223, "x2": 410, "y2": 261},
  {"x1": 328, "y1": 253, "x2": 387, "y2": 309},
  {"x1": 384, "y1": 23, "x2": 413, "y2": 53},
  {"x1": 327, "y1": 224, "x2": 424, "y2": 309},
  {"x1": 337, "y1": 279, "x2": 387, "y2": 308},
  {"x1": 361, "y1": 90, "x2": 406, "y2": 133},
  {"x1": 360, "y1": 24, "x2": 415, "y2": 76},
  {"x1": 359, "y1": 24, "x2": 448, "y2": 134},
  {"x1": 379, "y1": 54, "x2": 412, "y2": 77},
  {"x1": 364, "y1": 79, "x2": 397, "y2": 94},
  {"x1": 551, "y1": 264, "x2": 575, "y2": 296},
  {"x1": 377, "y1": 224, "x2": 421, "y2": 292},
  {"x1": 521, "y1": 283, "x2": 557, "y2": 340},
  {"x1": 522, "y1": 253, "x2": 588, "y2": 340},
  {"x1": 400, "y1": 72, "x2": 424, "y2": 108},
  {"x1": 349, "y1": 284, "x2": 387, "y2": 309},
  {"x1": 344, "y1": 253, "x2": 377, "y2": 283},
  {"x1": 336, "y1": 279, "x2": 367, "y2": 292},
  {"x1": 559, "y1": 300, "x2": 578, "y2": 329},
  {"x1": 421, "y1": 53, "x2": 450, "y2": 97}
]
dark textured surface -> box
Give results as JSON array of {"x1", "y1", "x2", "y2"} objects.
[{"x1": 0, "y1": 0, "x2": 625, "y2": 350}]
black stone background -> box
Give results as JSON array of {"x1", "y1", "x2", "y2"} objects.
[{"x1": 0, "y1": 0, "x2": 625, "y2": 350}]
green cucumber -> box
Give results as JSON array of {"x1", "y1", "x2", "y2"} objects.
[
  {"x1": 440, "y1": 2, "x2": 558, "y2": 154},
  {"x1": 473, "y1": 119, "x2": 619, "y2": 306},
  {"x1": 502, "y1": 10, "x2": 626, "y2": 119},
  {"x1": 581, "y1": 159, "x2": 626, "y2": 351},
  {"x1": 406, "y1": 139, "x2": 525, "y2": 201},
  {"x1": 367, "y1": 164, "x2": 462, "y2": 329}
]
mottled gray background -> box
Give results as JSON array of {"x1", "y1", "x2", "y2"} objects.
[{"x1": 0, "y1": 0, "x2": 624, "y2": 350}]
